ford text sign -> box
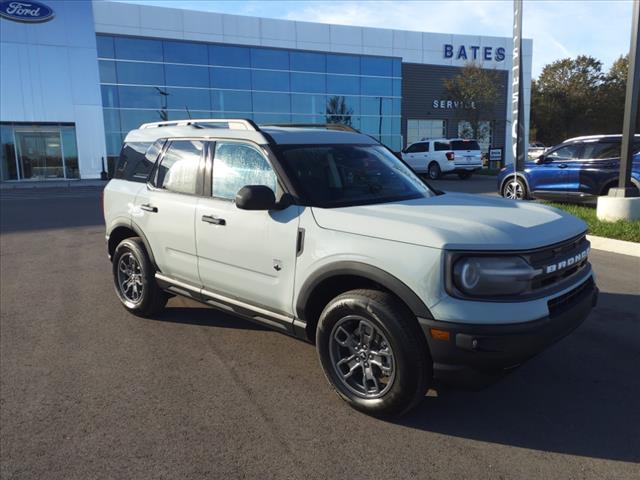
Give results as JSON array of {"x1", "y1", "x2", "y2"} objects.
[{"x1": 0, "y1": 1, "x2": 54, "y2": 23}]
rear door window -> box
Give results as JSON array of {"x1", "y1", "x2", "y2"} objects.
[
  {"x1": 154, "y1": 140, "x2": 204, "y2": 195},
  {"x1": 450, "y1": 140, "x2": 480, "y2": 151},
  {"x1": 434, "y1": 141, "x2": 450, "y2": 151},
  {"x1": 582, "y1": 142, "x2": 621, "y2": 160}
]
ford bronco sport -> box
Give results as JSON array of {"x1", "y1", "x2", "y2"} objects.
[{"x1": 104, "y1": 119, "x2": 597, "y2": 417}]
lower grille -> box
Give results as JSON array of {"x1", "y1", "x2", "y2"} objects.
[{"x1": 548, "y1": 277, "x2": 595, "y2": 317}]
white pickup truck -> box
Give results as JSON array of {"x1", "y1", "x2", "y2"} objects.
[{"x1": 104, "y1": 119, "x2": 597, "y2": 417}]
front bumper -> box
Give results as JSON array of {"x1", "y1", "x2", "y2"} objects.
[{"x1": 418, "y1": 277, "x2": 598, "y2": 388}]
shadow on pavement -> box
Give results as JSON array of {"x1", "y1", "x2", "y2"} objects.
[
  {"x1": 147, "y1": 302, "x2": 268, "y2": 332},
  {"x1": 395, "y1": 291, "x2": 640, "y2": 462}
]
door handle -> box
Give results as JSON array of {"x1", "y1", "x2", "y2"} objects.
[
  {"x1": 202, "y1": 215, "x2": 226, "y2": 225},
  {"x1": 557, "y1": 163, "x2": 567, "y2": 169},
  {"x1": 140, "y1": 204, "x2": 158, "y2": 213}
]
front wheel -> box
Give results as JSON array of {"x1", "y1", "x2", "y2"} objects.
[
  {"x1": 316, "y1": 289, "x2": 432, "y2": 417},
  {"x1": 427, "y1": 162, "x2": 441, "y2": 180},
  {"x1": 112, "y1": 237, "x2": 168, "y2": 317},
  {"x1": 502, "y1": 177, "x2": 528, "y2": 200}
]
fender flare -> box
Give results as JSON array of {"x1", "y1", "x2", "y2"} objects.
[
  {"x1": 500, "y1": 172, "x2": 531, "y2": 195},
  {"x1": 108, "y1": 220, "x2": 159, "y2": 270},
  {"x1": 295, "y1": 261, "x2": 433, "y2": 321}
]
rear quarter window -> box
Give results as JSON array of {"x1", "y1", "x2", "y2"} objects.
[
  {"x1": 450, "y1": 140, "x2": 480, "y2": 151},
  {"x1": 114, "y1": 141, "x2": 162, "y2": 183}
]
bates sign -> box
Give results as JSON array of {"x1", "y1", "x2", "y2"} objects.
[{"x1": 0, "y1": 1, "x2": 54, "y2": 23}]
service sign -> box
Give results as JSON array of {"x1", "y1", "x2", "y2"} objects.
[{"x1": 0, "y1": 0, "x2": 54, "y2": 23}]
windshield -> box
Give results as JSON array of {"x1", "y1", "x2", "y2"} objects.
[
  {"x1": 277, "y1": 144, "x2": 434, "y2": 207},
  {"x1": 450, "y1": 140, "x2": 480, "y2": 151}
]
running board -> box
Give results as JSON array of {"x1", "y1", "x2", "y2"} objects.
[{"x1": 155, "y1": 273, "x2": 305, "y2": 337}]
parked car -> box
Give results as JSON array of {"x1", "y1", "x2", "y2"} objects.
[
  {"x1": 402, "y1": 138, "x2": 483, "y2": 180},
  {"x1": 498, "y1": 134, "x2": 640, "y2": 202},
  {"x1": 104, "y1": 119, "x2": 597, "y2": 417},
  {"x1": 528, "y1": 142, "x2": 547, "y2": 159}
]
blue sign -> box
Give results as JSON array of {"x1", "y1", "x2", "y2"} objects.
[
  {"x1": 444, "y1": 44, "x2": 506, "y2": 62},
  {"x1": 0, "y1": 0, "x2": 54, "y2": 23}
]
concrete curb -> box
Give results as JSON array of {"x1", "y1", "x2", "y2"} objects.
[{"x1": 587, "y1": 235, "x2": 639, "y2": 257}]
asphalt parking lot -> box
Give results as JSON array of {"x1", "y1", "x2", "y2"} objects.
[{"x1": 1, "y1": 182, "x2": 639, "y2": 479}]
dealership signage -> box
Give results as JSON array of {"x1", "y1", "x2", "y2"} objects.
[
  {"x1": 444, "y1": 44, "x2": 506, "y2": 62},
  {"x1": 0, "y1": 0, "x2": 54, "y2": 23},
  {"x1": 432, "y1": 99, "x2": 476, "y2": 109}
]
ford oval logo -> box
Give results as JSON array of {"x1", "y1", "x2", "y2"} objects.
[{"x1": 0, "y1": 0, "x2": 54, "y2": 23}]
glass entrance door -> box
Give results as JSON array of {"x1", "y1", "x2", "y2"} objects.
[{"x1": 15, "y1": 131, "x2": 65, "y2": 180}]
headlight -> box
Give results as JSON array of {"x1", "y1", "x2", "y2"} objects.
[{"x1": 452, "y1": 256, "x2": 540, "y2": 297}]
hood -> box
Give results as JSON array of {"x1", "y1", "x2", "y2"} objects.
[{"x1": 311, "y1": 193, "x2": 587, "y2": 250}]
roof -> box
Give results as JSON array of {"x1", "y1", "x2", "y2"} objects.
[
  {"x1": 563, "y1": 134, "x2": 640, "y2": 143},
  {"x1": 123, "y1": 119, "x2": 377, "y2": 146}
]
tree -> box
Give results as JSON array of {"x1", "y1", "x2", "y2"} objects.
[
  {"x1": 443, "y1": 63, "x2": 504, "y2": 141},
  {"x1": 531, "y1": 55, "x2": 604, "y2": 145},
  {"x1": 597, "y1": 55, "x2": 628, "y2": 133},
  {"x1": 325, "y1": 96, "x2": 353, "y2": 126}
]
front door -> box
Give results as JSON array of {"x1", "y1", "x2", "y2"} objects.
[
  {"x1": 196, "y1": 140, "x2": 300, "y2": 317},
  {"x1": 530, "y1": 143, "x2": 583, "y2": 192},
  {"x1": 15, "y1": 130, "x2": 64, "y2": 179}
]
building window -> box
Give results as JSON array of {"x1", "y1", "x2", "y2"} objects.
[
  {"x1": 97, "y1": 34, "x2": 403, "y2": 153},
  {"x1": 0, "y1": 123, "x2": 80, "y2": 181},
  {"x1": 457, "y1": 121, "x2": 492, "y2": 153},
  {"x1": 407, "y1": 119, "x2": 446, "y2": 145}
]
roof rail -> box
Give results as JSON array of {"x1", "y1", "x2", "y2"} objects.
[
  {"x1": 262, "y1": 123, "x2": 360, "y2": 133},
  {"x1": 139, "y1": 118, "x2": 259, "y2": 131}
]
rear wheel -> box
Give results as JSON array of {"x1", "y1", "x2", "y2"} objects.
[
  {"x1": 502, "y1": 177, "x2": 528, "y2": 200},
  {"x1": 316, "y1": 289, "x2": 432, "y2": 417},
  {"x1": 113, "y1": 237, "x2": 168, "y2": 317},
  {"x1": 427, "y1": 162, "x2": 441, "y2": 180}
]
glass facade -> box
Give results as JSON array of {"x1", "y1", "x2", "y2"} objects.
[
  {"x1": 0, "y1": 123, "x2": 79, "y2": 181},
  {"x1": 97, "y1": 34, "x2": 402, "y2": 159}
]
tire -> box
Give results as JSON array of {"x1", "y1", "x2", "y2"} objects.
[
  {"x1": 501, "y1": 176, "x2": 528, "y2": 200},
  {"x1": 316, "y1": 289, "x2": 432, "y2": 417},
  {"x1": 112, "y1": 237, "x2": 168, "y2": 317},
  {"x1": 427, "y1": 162, "x2": 441, "y2": 180},
  {"x1": 457, "y1": 172, "x2": 472, "y2": 179}
]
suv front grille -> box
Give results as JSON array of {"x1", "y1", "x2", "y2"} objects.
[{"x1": 527, "y1": 234, "x2": 590, "y2": 292}]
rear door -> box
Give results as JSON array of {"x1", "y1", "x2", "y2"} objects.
[
  {"x1": 134, "y1": 139, "x2": 204, "y2": 285},
  {"x1": 567, "y1": 140, "x2": 620, "y2": 195}
]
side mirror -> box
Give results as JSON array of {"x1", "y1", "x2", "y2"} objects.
[
  {"x1": 535, "y1": 155, "x2": 546, "y2": 164},
  {"x1": 235, "y1": 185, "x2": 276, "y2": 211}
]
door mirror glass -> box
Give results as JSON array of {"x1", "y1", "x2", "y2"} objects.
[{"x1": 235, "y1": 185, "x2": 276, "y2": 210}]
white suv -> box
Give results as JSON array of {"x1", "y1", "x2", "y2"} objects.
[
  {"x1": 402, "y1": 138, "x2": 483, "y2": 179},
  {"x1": 104, "y1": 119, "x2": 597, "y2": 417}
]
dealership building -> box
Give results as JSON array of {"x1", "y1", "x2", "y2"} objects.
[{"x1": 0, "y1": 0, "x2": 532, "y2": 182}]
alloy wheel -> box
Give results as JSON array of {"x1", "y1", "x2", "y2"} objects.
[
  {"x1": 329, "y1": 315, "x2": 396, "y2": 399},
  {"x1": 117, "y1": 252, "x2": 143, "y2": 304},
  {"x1": 504, "y1": 180, "x2": 524, "y2": 199}
]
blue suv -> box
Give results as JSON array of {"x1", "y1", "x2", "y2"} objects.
[{"x1": 498, "y1": 134, "x2": 640, "y2": 202}]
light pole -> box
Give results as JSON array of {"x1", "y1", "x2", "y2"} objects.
[{"x1": 597, "y1": 0, "x2": 640, "y2": 221}]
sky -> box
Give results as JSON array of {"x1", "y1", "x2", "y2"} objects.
[{"x1": 115, "y1": 0, "x2": 635, "y2": 78}]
